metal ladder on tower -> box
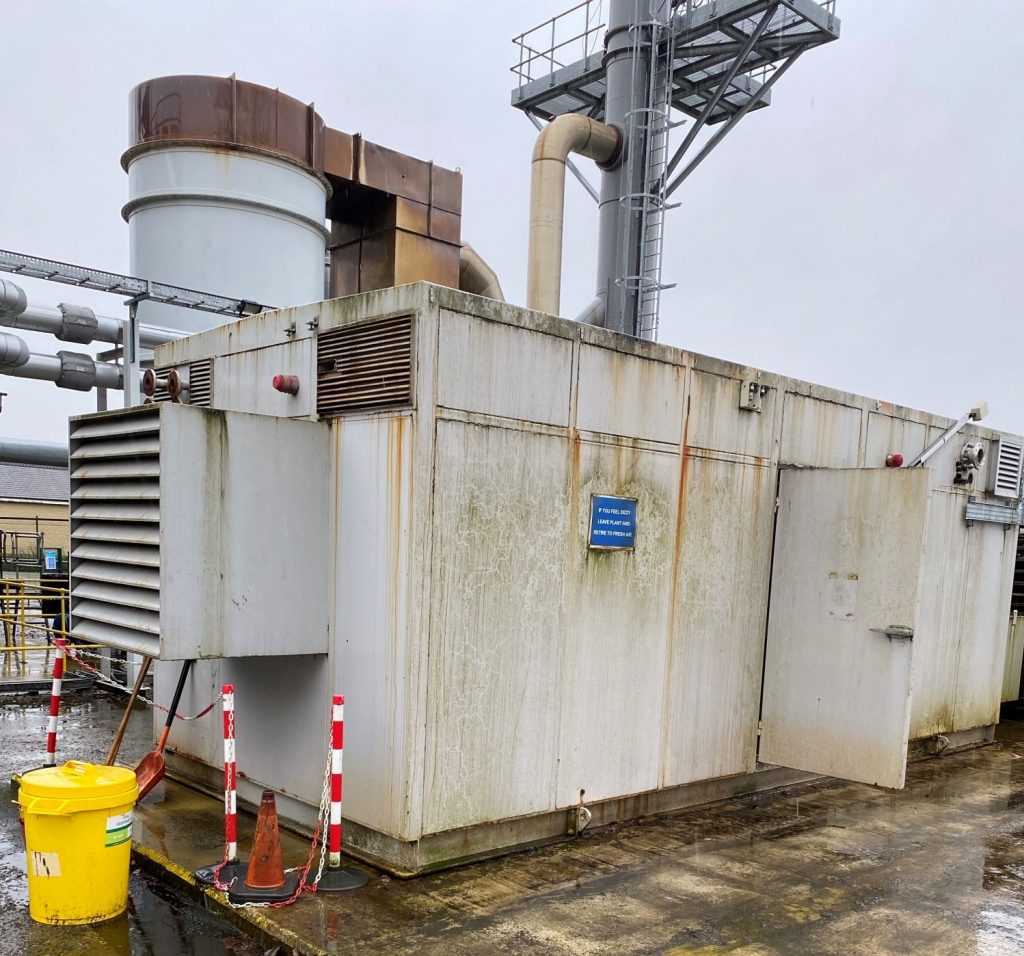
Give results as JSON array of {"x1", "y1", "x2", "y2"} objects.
[
  {"x1": 619, "y1": 1, "x2": 678, "y2": 340},
  {"x1": 636, "y1": 2, "x2": 677, "y2": 339}
]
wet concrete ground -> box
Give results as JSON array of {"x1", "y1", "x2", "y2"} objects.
[
  {"x1": 134, "y1": 722, "x2": 1024, "y2": 955},
  {"x1": 5, "y1": 681, "x2": 1024, "y2": 954},
  {"x1": 0, "y1": 686, "x2": 261, "y2": 956}
]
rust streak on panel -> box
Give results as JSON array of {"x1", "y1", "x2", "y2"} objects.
[{"x1": 669, "y1": 410, "x2": 691, "y2": 617}]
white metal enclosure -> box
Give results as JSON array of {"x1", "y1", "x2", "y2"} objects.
[
  {"x1": 68, "y1": 403, "x2": 330, "y2": 659},
  {"x1": 760, "y1": 468, "x2": 930, "y2": 789},
  {"x1": 70, "y1": 283, "x2": 1022, "y2": 874}
]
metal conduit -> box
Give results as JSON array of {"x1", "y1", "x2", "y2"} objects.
[{"x1": 527, "y1": 115, "x2": 620, "y2": 316}]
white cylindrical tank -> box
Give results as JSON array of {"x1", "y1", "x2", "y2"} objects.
[
  {"x1": 123, "y1": 75, "x2": 329, "y2": 333},
  {"x1": 124, "y1": 148, "x2": 327, "y2": 332}
]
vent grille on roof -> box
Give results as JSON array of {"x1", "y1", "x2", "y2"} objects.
[
  {"x1": 991, "y1": 439, "x2": 1024, "y2": 500},
  {"x1": 316, "y1": 315, "x2": 413, "y2": 417},
  {"x1": 69, "y1": 406, "x2": 160, "y2": 657},
  {"x1": 146, "y1": 359, "x2": 212, "y2": 407},
  {"x1": 189, "y1": 358, "x2": 213, "y2": 407}
]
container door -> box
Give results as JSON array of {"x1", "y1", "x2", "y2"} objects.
[{"x1": 760, "y1": 467, "x2": 930, "y2": 789}]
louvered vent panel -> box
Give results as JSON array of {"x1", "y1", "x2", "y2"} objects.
[
  {"x1": 69, "y1": 407, "x2": 160, "y2": 657},
  {"x1": 146, "y1": 360, "x2": 212, "y2": 407},
  {"x1": 991, "y1": 439, "x2": 1024, "y2": 500},
  {"x1": 317, "y1": 315, "x2": 413, "y2": 417},
  {"x1": 189, "y1": 358, "x2": 213, "y2": 407},
  {"x1": 151, "y1": 370, "x2": 171, "y2": 403}
]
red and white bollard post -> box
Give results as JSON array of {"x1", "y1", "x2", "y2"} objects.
[
  {"x1": 316, "y1": 694, "x2": 367, "y2": 892},
  {"x1": 195, "y1": 682, "x2": 247, "y2": 886},
  {"x1": 43, "y1": 639, "x2": 66, "y2": 767},
  {"x1": 224, "y1": 683, "x2": 238, "y2": 863}
]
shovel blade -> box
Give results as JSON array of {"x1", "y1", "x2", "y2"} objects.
[{"x1": 135, "y1": 751, "x2": 166, "y2": 799}]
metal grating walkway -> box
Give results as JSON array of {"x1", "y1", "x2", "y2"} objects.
[{"x1": 512, "y1": 0, "x2": 839, "y2": 124}]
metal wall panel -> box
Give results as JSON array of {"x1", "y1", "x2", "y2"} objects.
[
  {"x1": 331, "y1": 414, "x2": 416, "y2": 838},
  {"x1": 686, "y1": 370, "x2": 776, "y2": 458},
  {"x1": 557, "y1": 438, "x2": 679, "y2": 805},
  {"x1": 951, "y1": 522, "x2": 1018, "y2": 731},
  {"x1": 780, "y1": 393, "x2": 862, "y2": 467},
  {"x1": 423, "y1": 420, "x2": 568, "y2": 832},
  {"x1": 156, "y1": 654, "x2": 330, "y2": 807},
  {"x1": 577, "y1": 344, "x2": 685, "y2": 444},
  {"x1": 436, "y1": 309, "x2": 573, "y2": 427},
  {"x1": 160, "y1": 407, "x2": 331, "y2": 659},
  {"x1": 213, "y1": 340, "x2": 315, "y2": 418},
  {"x1": 864, "y1": 411, "x2": 929, "y2": 468},
  {"x1": 910, "y1": 490, "x2": 967, "y2": 738},
  {"x1": 662, "y1": 456, "x2": 775, "y2": 786}
]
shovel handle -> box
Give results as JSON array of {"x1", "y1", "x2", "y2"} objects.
[
  {"x1": 106, "y1": 656, "x2": 151, "y2": 765},
  {"x1": 164, "y1": 659, "x2": 194, "y2": 731}
]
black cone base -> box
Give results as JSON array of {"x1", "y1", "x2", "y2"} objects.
[
  {"x1": 195, "y1": 859, "x2": 248, "y2": 887},
  {"x1": 314, "y1": 865, "x2": 369, "y2": 892},
  {"x1": 228, "y1": 869, "x2": 301, "y2": 904}
]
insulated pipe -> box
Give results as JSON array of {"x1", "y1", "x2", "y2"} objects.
[
  {"x1": 0, "y1": 331, "x2": 30, "y2": 370},
  {"x1": 0, "y1": 439, "x2": 68, "y2": 467},
  {"x1": 0, "y1": 332, "x2": 124, "y2": 391},
  {"x1": 0, "y1": 280, "x2": 181, "y2": 349},
  {"x1": 459, "y1": 244, "x2": 506, "y2": 301},
  {"x1": 527, "y1": 115, "x2": 620, "y2": 316}
]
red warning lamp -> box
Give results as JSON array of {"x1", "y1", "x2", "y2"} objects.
[
  {"x1": 272, "y1": 374, "x2": 300, "y2": 396},
  {"x1": 885, "y1": 452, "x2": 904, "y2": 468}
]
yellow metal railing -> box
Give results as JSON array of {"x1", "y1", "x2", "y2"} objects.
[{"x1": 0, "y1": 577, "x2": 70, "y2": 672}]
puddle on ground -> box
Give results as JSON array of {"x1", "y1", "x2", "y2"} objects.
[{"x1": 0, "y1": 691, "x2": 261, "y2": 956}]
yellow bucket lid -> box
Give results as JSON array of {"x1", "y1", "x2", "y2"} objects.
[{"x1": 19, "y1": 760, "x2": 138, "y2": 803}]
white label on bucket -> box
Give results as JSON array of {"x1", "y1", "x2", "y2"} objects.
[
  {"x1": 31, "y1": 851, "x2": 61, "y2": 877},
  {"x1": 105, "y1": 811, "x2": 133, "y2": 848}
]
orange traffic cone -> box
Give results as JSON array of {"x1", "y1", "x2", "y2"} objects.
[{"x1": 228, "y1": 790, "x2": 300, "y2": 903}]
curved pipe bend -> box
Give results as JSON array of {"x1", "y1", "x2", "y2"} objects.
[
  {"x1": 459, "y1": 244, "x2": 505, "y2": 301},
  {"x1": 527, "y1": 115, "x2": 620, "y2": 316}
]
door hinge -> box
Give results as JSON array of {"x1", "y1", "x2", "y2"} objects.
[{"x1": 756, "y1": 719, "x2": 764, "y2": 737}]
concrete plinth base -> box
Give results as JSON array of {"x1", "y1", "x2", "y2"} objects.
[{"x1": 165, "y1": 725, "x2": 998, "y2": 877}]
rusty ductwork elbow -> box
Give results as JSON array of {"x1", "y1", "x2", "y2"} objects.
[
  {"x1": 459, "y1": 244, "x2": 505, "y2": 301},
  {"x1": 527, "y1": 115, "x2": 620, "y2": 316}
]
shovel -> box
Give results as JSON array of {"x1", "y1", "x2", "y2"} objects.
[
  {"x1": 106, "y1": 656, "x2": 152, "y2": 766},
  {"x1": 135, "y1": 659, "x2": 193, "y2": 799}
]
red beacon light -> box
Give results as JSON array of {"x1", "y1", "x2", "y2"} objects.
[
  {"x1": 272, "y1": 374, "x2": 300, "y2": 396},
  {"x1": 885, "y1": 452, "x2": 904, "y2": 468}
]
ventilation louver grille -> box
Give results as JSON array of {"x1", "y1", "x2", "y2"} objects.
[
  {"x1": 146, "y1": 359, "x2": 212, "y2": 407},
  {"x1": 69, "y1": 407, "x2": 160, "y2": 657},
  {"x1": 151, "y1": 371, "x2": 170, "y2": 403},
  {"x1": 991, "y1": 439, "x2": 1024, "y2": 500},
  {"x1": 317, "y1": 315, "x2": 413, "y2": 417},
  {"x1": 189, "y1": 358, "x2": 213, "y2": 407}
]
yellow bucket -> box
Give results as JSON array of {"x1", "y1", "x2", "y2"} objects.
[{"x1": 18, "y1": 760, "x2": 139, "y2": 925}]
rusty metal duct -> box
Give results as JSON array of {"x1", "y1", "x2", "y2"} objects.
[{"x1": 459, "y1": 244, "x2": 505, "y2": 301}]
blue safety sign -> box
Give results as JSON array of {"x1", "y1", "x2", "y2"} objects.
[{"x1": 588, "y1": 495, "x2": 637, "y2": 550}]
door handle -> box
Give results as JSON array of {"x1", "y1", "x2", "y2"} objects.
[{"x1": 870, "y1": 625, "x2": 914, "y2": 641}]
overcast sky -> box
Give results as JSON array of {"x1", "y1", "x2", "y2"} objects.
[{"x1": 0, "y1": 0, "x2": 1020, "y2": 442}]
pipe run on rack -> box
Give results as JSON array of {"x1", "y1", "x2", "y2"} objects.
[
  {"x1": 0, "y1": 278, "x2": 181, "y2": 349},
  {"x1": 0, "y1": 330, "x2": 125, "y2": 391}
]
